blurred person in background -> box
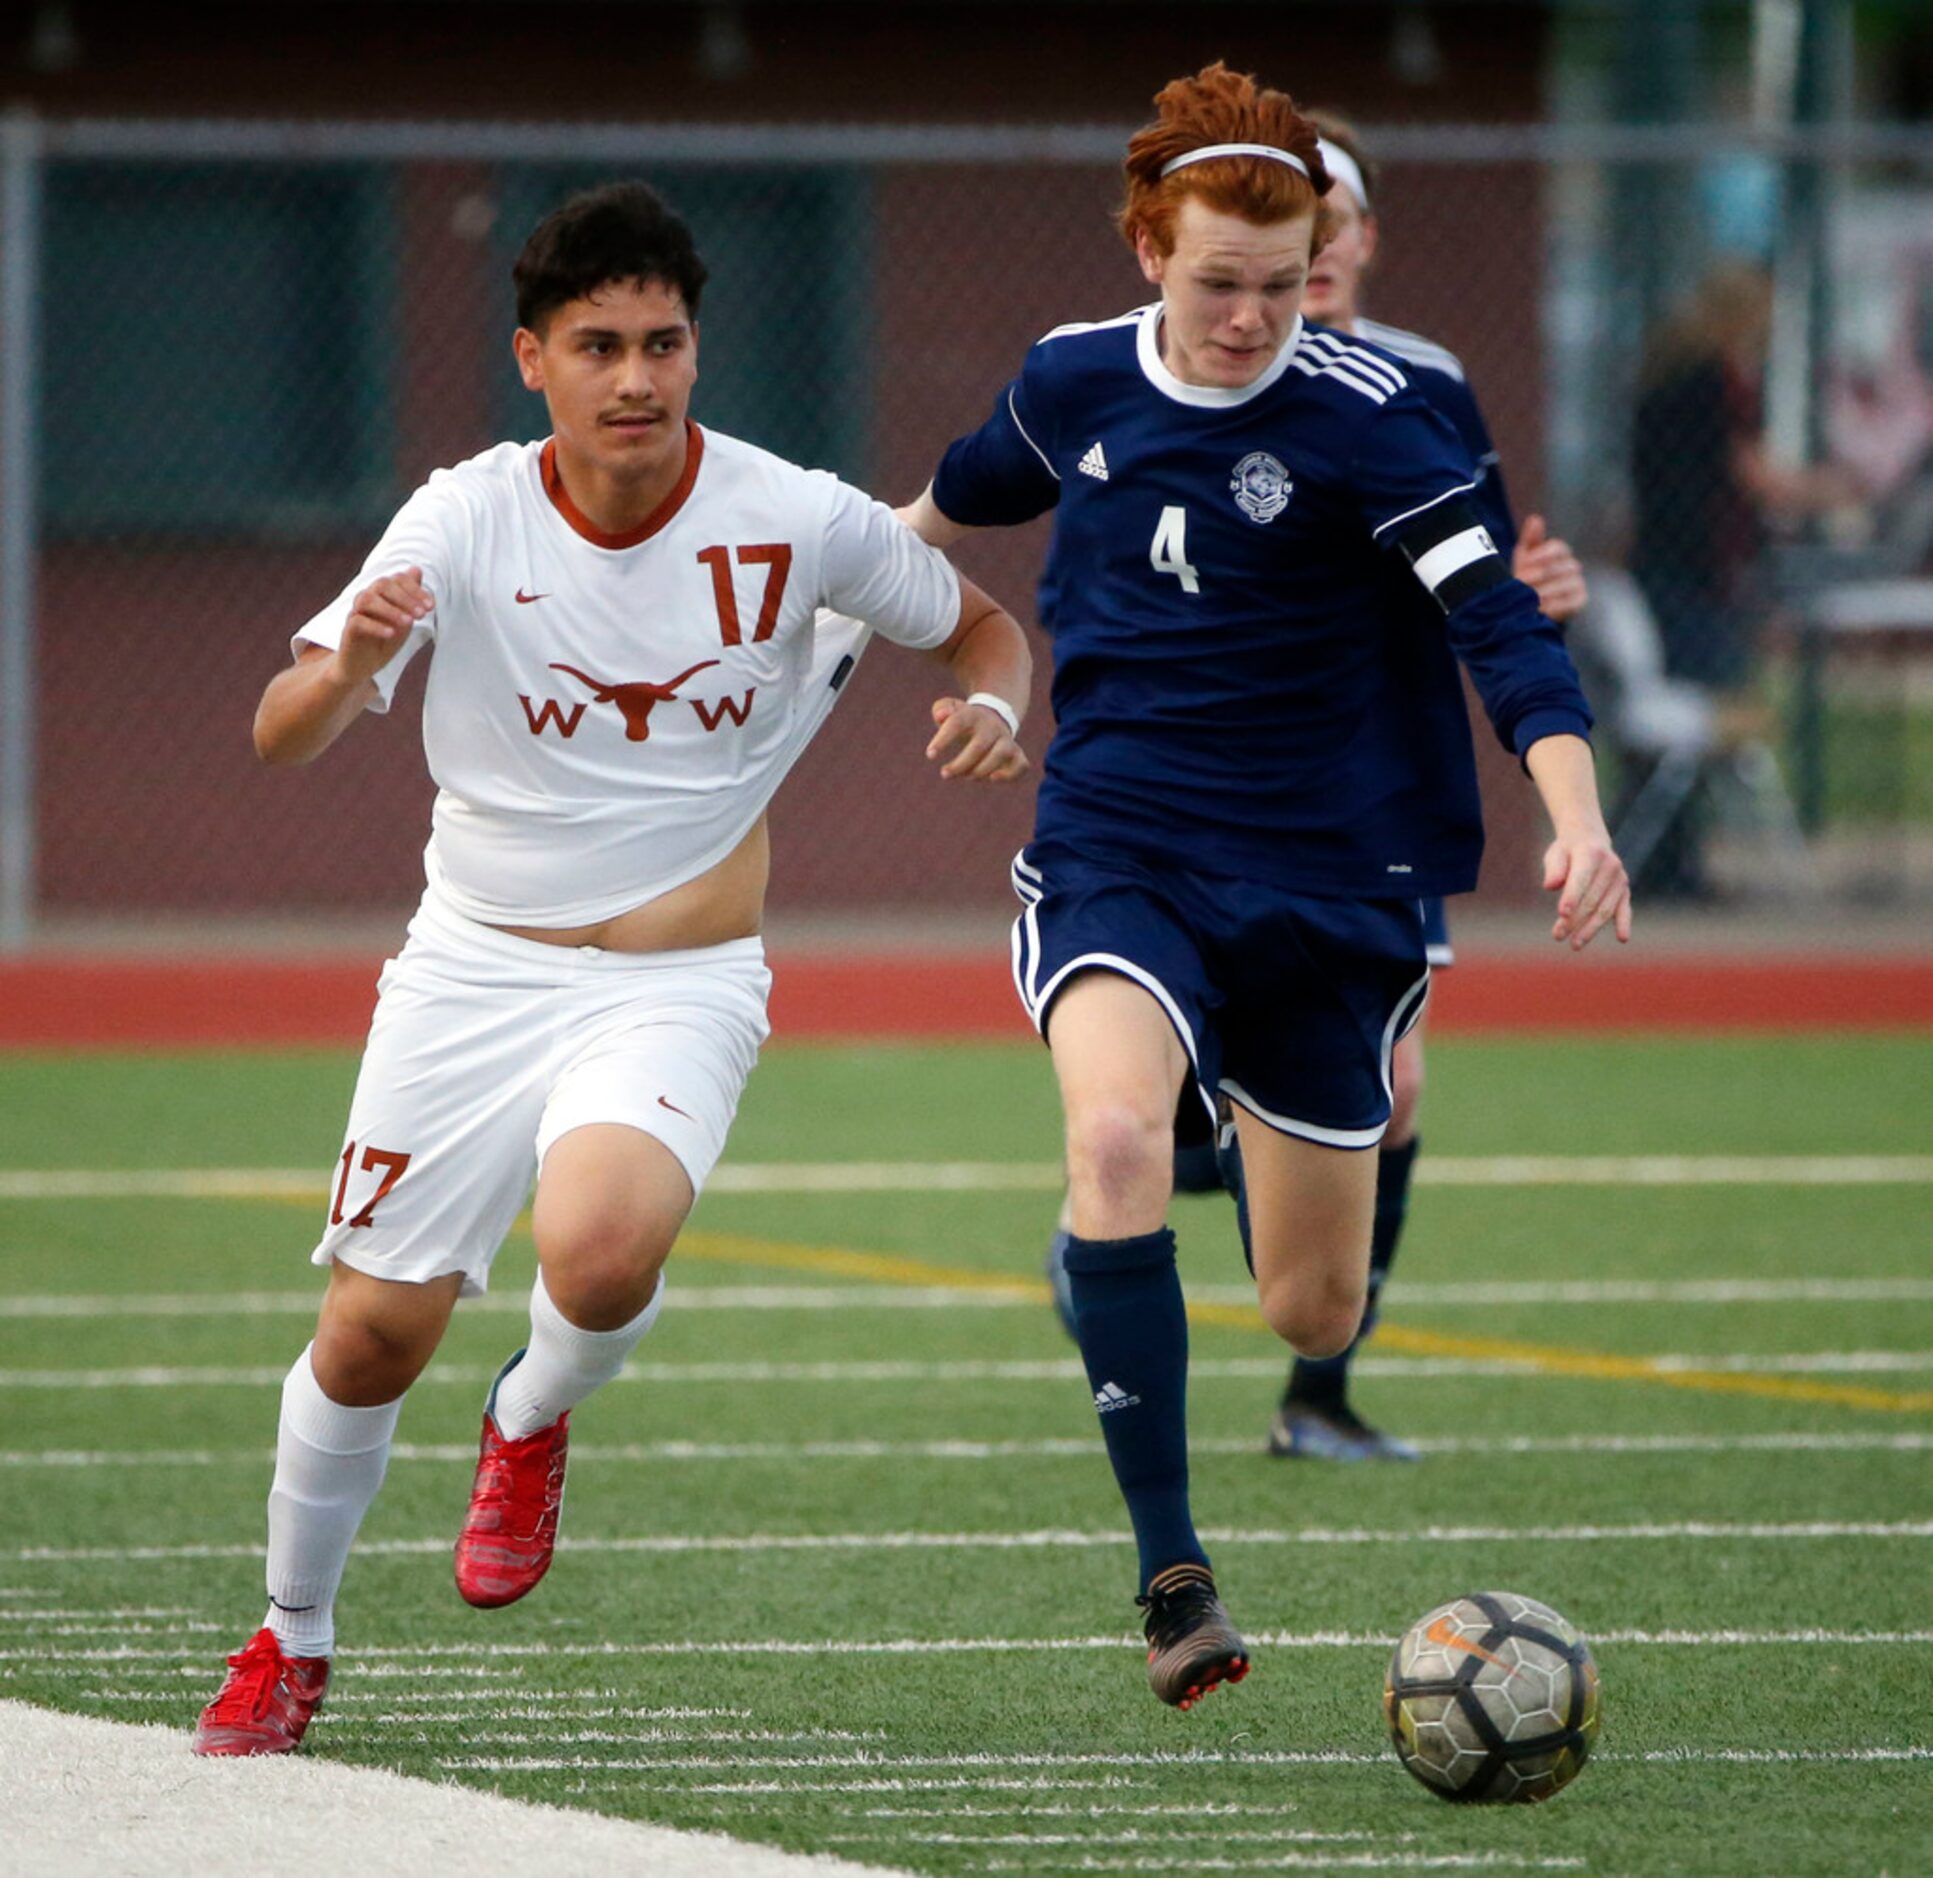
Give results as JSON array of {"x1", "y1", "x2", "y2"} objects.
[
  {"x1": 904, "y1": 62, "x2": 1628, "y2": 1712},
  {"x1": 1629, "y1": 260, "x2": 1863, "y2": 895},
  {"x1": 191, "y1": 181, "x2": 1031, "y2": 1757},
  {"x1": 1254, "y1": 111, "x2": 1591, "y2": 1462}
]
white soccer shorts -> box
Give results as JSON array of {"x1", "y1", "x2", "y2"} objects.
[{"x1": 310, "y1": 885, "x2": 771, "y2": 1295}]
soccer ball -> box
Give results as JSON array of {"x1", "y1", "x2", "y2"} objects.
[{"x1": 1383, "y1": 1591, "x2": 1600, "y2": 1803}]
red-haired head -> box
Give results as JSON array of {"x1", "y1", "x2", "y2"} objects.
[
  {"x1": 1118, "y1": 62, "x2": 1336, "y2": 261},
  {"x1": 1119, "y1": 64, "x2": 1335, "y2": 392}
]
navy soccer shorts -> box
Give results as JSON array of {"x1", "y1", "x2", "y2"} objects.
[{"x1": 1010, "y1": 843, "x2": 1432, "y2": 1150}]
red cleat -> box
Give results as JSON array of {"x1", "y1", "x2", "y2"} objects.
[
  {"x1": 454, "y1": 1396, "x2": 570, "y2": 1609},
  {"x1": 191, "y1": 1628, "x2": 329, "y2": 1756}
]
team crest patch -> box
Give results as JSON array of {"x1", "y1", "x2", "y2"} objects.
[{"x1": 1230, "y1": 451, "x2": 1292, "y2": 524}]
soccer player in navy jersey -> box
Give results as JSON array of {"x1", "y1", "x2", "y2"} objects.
[
  {"x1": 1044, "y1": 112, "x2": 1599, "y2": 1465},
  {"x1": 1259, "y1": 111, "x2": 1593, "y2": 1463},
  {"x1": 902, "y1": 63, "x2": 1630, "y2": 1709}
]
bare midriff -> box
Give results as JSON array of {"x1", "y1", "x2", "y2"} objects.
[{"x1": 490, "y1": 816, "x2": 770, "y2": 952}]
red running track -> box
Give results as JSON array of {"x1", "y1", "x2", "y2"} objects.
[{"x1": 2, "y1": 953, "x2": 1931, "y2": 1048}]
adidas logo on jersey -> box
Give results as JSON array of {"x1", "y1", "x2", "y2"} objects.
[
  {"x1": 1094, "y1": 1380, "x2": 1140, "y2": 1413},
  {"x1": 1078, "y1": 441, "x2": 1109, "y2": 481}
]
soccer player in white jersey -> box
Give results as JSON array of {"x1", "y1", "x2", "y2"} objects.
[
  {"x1": 1261, "y1": 111, "x2": 1593, "y2": 1462},
  {"x1": 904, "y1": 64, "x2": 1629, "y2": 1710},
  {"x1": 191, "y1": 182, "x2": 1032, "y2": 1756}
]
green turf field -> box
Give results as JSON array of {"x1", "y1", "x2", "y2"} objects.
[{"x1": 2, "y1": 1035, "x2": 1929, "y2": 1875}]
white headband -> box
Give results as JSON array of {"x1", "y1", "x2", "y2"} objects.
[
  {"x1": 1159, "y1": 142, "x2": 1311, "y2": 180},
  {"x1": 1316, "y1": 137, "x2": 1371, "y2": 212}
]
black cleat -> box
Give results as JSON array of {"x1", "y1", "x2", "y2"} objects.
[
  {"x1": 1267, "y1": 1399, "x2": 1420, "y2": 1462},
  {"x1": 1137, "y1": 1564, "x2": 1250, "y2": 1710}
]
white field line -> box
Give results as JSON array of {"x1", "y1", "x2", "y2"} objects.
[
  {"x1": 1370, "y1": 1278, "x2": 1933, "y2": 1306},
  {"x1": 306, "y1": 1721, "x2": 889, "y2": 1745},
  {"x1": 830, "y1": 1832, "x2": 1557, "y2": 1867},
  {"x1": 1416, "y1": 1156, "x2": 1933, "y2": 1186},
  {"x1": 305, "y1": 1718, "x2": 884, "y2": 1736},
  {"x1": 79, "y1": 1689, "x2": 727, "y2": 1708},
  {"x1": 2, "y1": 1623, "x2": 222, "y2": 1641},
  {"x1": 1650, "y1": 1352, "x2": 1933, "y2": 1373},
  {"x1": 1633, "y1": 1746, "x2": 1933, "y2": 1763},
  {"x1": 11, "y1": 1519, "x2": 1933, "y2": 1572},
  {"x1": 991, "y1": 1861, "x2": 1580, "y2": 1873},
  {"x1": 433, "y1": 1744, "x2": 1933, "y2": 1774},
  {"x1": 0, "y1": 1607, "x2": 197, "y2": 1621},
  {"x1": 0, "y1": 1701, "x2": 909, "y2": 1878},
  {"x1": 5, "y1": 1156, "x2": 1933, "y2": 1203},
  {"x1": 7, "y1": 1275, "x2": 1931, "y2": 1319},
  {"x1": 6, "y1": 1430, "x2": 1928, "y2": 1470},
  {"x1": 5, "y1": 1352, "x2": 1930, "y2": 1390},
  {"x1": 832, "y1": 1832, "x2": 1577, "y2": 1870},
  {"x1": 0, "y1": 1287, "x2": 1013, "y2": 1319},
  {"x1": 856, "y1": 1805, "x2": 1361, "y2": 1819},
  {"x1": 831, "y1": 1831, "x2": 1393, "y2": 1847},
  {"x1": 442, "y1": 1750, "x2": 1396, "y2": 1773},
  {"x1": 673, "y1": 1779, "x2": 1140, "y2": 1797},
  {"x1": 23, "y1": 1630, "x2": 1933, "y2": 1668}
]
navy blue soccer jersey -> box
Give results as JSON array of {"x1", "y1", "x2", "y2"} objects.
[{"x1": 931, "y1": 306, "x2": 1590, "y2": 898}]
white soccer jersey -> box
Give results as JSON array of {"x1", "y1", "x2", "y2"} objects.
[{"x1": 294, "y1": 427, "x2": 960, "y2": 925}]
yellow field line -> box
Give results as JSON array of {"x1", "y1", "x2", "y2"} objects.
[
  {"x1": 677, "y1": 1231, "x2": 1933, "y2": 1417},
  {"x1": 241, "y1": 1201, "x2": 1933, "y2": 1416}
]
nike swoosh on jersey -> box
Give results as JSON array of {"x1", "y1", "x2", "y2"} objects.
[{"x1": 514, "y1": 589, "x2": 550, "y2": 604}]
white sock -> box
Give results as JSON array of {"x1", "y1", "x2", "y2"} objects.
[
  {"x1": 490, "y1": 1271, "x2": 664, "y2": 1441},
  {"x1": 261, "y1": 1344, "x2": 402, "y2": 1659}
]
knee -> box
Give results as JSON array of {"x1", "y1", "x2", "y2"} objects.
[
  {"x1": 312, "y1": 1304, "x2": 440, "y2": 1404},
  {"x1": 1256, "y1": 1272, "x2": 1366, "y2": 1360},
  {"x1": 539, "y1": 1211, "x2": 671, "y2": 1329},
  {"x1": 1065, "y1": 1101, "x2": 1173, "y2": 1207}
]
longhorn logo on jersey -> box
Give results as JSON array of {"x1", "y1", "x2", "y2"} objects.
[
  {"x1": 1230, "y1": 451, "x2": 1292, "y2": 524},
  {"x1": 545, "y1": 659, "x2": 722, "y2": 741}
]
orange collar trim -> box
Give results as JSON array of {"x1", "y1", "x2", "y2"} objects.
[{"x1": 540, "y1": 423, "x2": 705, "y2": 549}]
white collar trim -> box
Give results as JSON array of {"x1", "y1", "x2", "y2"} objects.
[{"x1": 1135, "y1": 305, "x2": 1303, "y2": 408}]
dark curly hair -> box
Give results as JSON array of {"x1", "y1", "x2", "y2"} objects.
[{"x1": 513, "y1": 182, "x2": 709, "y2": 332}]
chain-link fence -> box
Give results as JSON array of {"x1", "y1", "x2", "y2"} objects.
[{"x1": 2, "y1": 115, "x2": 1931, "y2": 942}]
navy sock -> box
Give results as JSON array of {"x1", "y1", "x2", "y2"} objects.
[
  {"x1": 1063, "y1": 1227, "x2": 1207, "y2": 1594},
  {"x1": 1285, "y1": 1137, "x2": 1419, "y2": 1410}
]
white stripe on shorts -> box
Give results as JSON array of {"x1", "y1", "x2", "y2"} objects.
[
  {"x1": 1222, "y1": 1079, "x2": 1387, "y2": 1150},
  {"x1": 1220, "y1": 955, "x2": 1432, "y2": 1152}
]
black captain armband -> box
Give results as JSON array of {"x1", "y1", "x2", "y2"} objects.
[{"x1": 1378, "y1": 494, "x2": 1511, "y2": 613}]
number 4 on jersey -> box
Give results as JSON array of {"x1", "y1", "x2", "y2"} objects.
[{"x1": 1150, "y1": 506, "x2": 1200, "y2": 594}]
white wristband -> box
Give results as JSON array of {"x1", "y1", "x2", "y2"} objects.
[{"x1": 965, "y1": 692, "x2": 1021, "y2": 738}]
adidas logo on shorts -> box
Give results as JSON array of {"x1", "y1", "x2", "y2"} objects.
[{"x1": 1094, "y1": 1379, "x2": 1140, "y2": 1413}]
